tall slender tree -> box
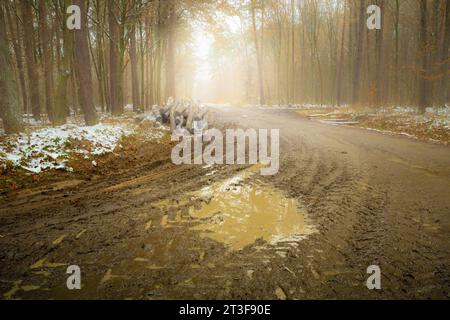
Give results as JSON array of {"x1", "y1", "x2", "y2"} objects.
[
  {"x1": 251, "y1": 0, "x2": 265, "y2": 105},
  {"x1": 418, "y1": 0, "x2": 430, "y2": 113},
  {"x1": 5, "y1": 2, "x2": 27, "y2": 114},
  {"x1": 166, "y1": 0, "x2": 177, "y2": 99},
  {"x1": 130, "y1": 23, "x2": 141, "y2": 111},
  {"x1": 38, "y1": 0, "x2": 54, "y2": 122},
  {"x1": 108, "y1": 0, "x2": 121, "y2": 115},
  {"x1": 0, "y1": 3, "x2": 23, "y2": 133},
  {"x1": 20, "y1": 0, "x2": 41, "y2": 120},
  {"x1": 73, "y1": 0, "x2": 98, "y2": 125},
  {"x1": 352, "y1": 0, "x2": 366, "y2": 104}
]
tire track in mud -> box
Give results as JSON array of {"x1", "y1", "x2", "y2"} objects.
[
  {"x1": 0, "y1": 134, "x2": 262, "y2": 299},
  {"x1": 268, "y1": 142, "x2": 366, "y2": 298},
  {"x1": 0, "y1": 107, "x2": 449, "y2": 299},
  {"x1": 211, "y1": 106, "x2": 449, "y2": 299}
]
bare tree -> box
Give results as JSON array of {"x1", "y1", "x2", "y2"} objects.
[
  {"x1": 375, "y1": 0, "x2": 385, "y2": 107},
  {"x1": 439, "y1": 0, "x2": 450, "y2": 105},
  {"x1": 0, "y1": 3, "x2": 23, "y2": 133},
  {"x1": 130, "y1": 21, "x2": 141, "y2": 111},
  {"x1": 352, "y1": 0, "x2": 366, "y2": 104},
  {"x1": 166, "y1": 0, "x2": 177, "y2": 99},
  {"x1": 418, "y1": 0, "x2": 430, "y2": 113},
  {"x1": 5, "y1": 1, "x2": 27, "y2": 114},
  {"x1": 109, "y1": 0, "x2": 121, "y2": 115},
  {"x1": 38, "y1": 0, "x2": 54, "y2": 122},
  {"x1": 73, "y1": 0, "x2": 98, "y2": 125},
  {"x1": 336, "y1": 0, "x2": 348, "y2": 106},
  {"x1": 251, "y1": 0, "x2": 266, "y2": 105},
  {"x1": 20, "y1": 0, "x2": 40, "y2": 120}
]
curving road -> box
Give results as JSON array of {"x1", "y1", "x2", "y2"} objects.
[
  {"x1": 209, "y1": 105, "x2": 450, "y2": 299},
  {"x1": 0, "y1": 105, "x2": 449, "y2": 299}
]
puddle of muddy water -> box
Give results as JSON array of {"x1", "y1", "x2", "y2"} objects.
[{"x1": 186, "y1": 167, "x2": 315, "y2": 250}]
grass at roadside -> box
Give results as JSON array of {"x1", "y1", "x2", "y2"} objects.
[{"x1": 296, "y1": 106, "x2": 450, "y2": 144}]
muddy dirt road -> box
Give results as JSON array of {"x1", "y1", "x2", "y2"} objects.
[{"x1": 1, "y1": 106, "x2": 449, "y2": 299}]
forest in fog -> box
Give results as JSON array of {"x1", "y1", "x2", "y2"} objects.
[
  {"x1": 0, "y1": 0, "x2": 449, "y2": 134},
  {"x1": 1, "y1": 1, "x2": 450, "y2": 302}
]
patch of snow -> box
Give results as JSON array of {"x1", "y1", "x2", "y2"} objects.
[
  {"x1": 319, "y1": 120, "x2": 359, "y2": 126},
  {"x1": 256, "y1": 104, "x2": 349, "y2": 110},
  {"x1": 0, "y1": 110, "x2": 169, "y2": 174},
  {"x1": 364, "y1": 127, "x2": 421, "y2": 140},
  {"x1": 141, "y1": 130, "x2": 165, "y2": 141},
  {"x1": 205, "y1": 170, "x2": 218, "y2": 177},
  {"x1": 0, "y1": 123, "x2": 134, "y2": 173}
]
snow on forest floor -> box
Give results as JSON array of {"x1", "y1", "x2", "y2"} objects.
[
  {"x1": 0, "y1": 112, "x2": 167, "y2": 174},
  {"x1": 290, "y1": 104, "x2": 450, "y2": 144}
]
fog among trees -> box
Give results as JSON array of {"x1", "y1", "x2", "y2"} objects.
[{"x1": 0, "y1": 0, "x2": 449, "y2": 133}]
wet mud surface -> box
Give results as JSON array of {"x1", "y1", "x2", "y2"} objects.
[{"x1": 0, "y1": 106, "x2": 449, "y2": 299}]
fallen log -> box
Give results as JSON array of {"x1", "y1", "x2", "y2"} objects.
[{"x1": 147, "y1": 98, "x2": 209, "y2": 132}]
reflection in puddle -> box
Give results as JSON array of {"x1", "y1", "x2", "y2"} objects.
[{"x1": 188, "y1": 168, "x2": 315, "y2": 250}]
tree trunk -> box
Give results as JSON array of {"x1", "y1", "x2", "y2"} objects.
[
  {"x1": 53, "y1": 0, "x2": 71, "y2": 125},
  {"x1": 73, "y1": 0, "x2": 98, "y2": 125},
  {"x1": 352, "y1": 0, "x2": 365, "y2": 105},
  {"x1": 108, "y1": 0, "x2": 121, "y2": 115},
  {"x1": 375, "y1": 0, "x2": 385, "y2": 107},
  {"x1": 91, "y1": 0, "x2": 106, "y2": 112},
  {"x1": 20, "y1": 0, "x2": 41, "y2": 120},
  {"x1": 5, "y1": 2, "x2": 28, "y2": 114},
  {"x1": 38, "y1": 0, "x2": 54, "y2": 122},
  {"x1": 147, "y1": 20, "x2": 154, "y2": 107},
  {"x1": 336, "y1": 0, "x2": 347, "y2": 106},
  {"x1": 439, "y1": 0, "x2": 450, "y2": 105},
  {"x1": 166, "y1": 0, "x2": 176, "y2": 100},
  {"x1": 139, "y1": 20, "x2": 145, "y2": 109},
  {"x1": 418, "y1": 0, "x2": 430, "y2": 113},
  {"x1": 130, "y1": 24, "x2": 140, "y2": 111},
  {"x1": 393, "y1": 0, "x2": 400, "y2": 103},
  {"x1": 291, "y1": 0, "x2": 295, "y2": 102},
  {"x1": 299, "y1": 3, "x2": 306, "y2": 103},
  {"x1": 0, "y1": 3, "x2": 23, "y2": 133},
  {"x1": 251, "y1": 0, "x2": 266, "y2": 105},
  {"x1": 117, "y1": 4, "x2": 127, "y2": 111}
]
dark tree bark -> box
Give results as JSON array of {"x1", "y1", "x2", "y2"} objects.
[
  {"x1": 20, "y1": 0, "x2": 41, "y2": 120},
  {"x1": 146, "y1": 16, "x2": 154, "y2": 107},
  {"x1": 90, "y1": 0, "x2": 106, "y2": 112},
  {"x1": 5, "y1": 2, "x2": 28, "y2": 114},
  {"x1": 352, "y1": 0, "x2": 365, "y2": 104},
  {"x1": 251, "y1": 0, "x2": 266, "y2": 105},
  {"x1": 38, "y1": 0, "x2": 54, "y2": 122},
  {"x1": 336, "y1": 0, "x2": 347, "y2": 106},
  {"x1": 290, "y1": 0, "x2": 295, "y2": 102},
  {"x1": 53, "y1": 0, "x2": 71, "y2": 125},
  {"x1": 139, "y1": 20, "x2": 145, "y2": 109},
  {"x1": 130, "y1": 24, "x2": 141, "y2": 111},
  {"x1": 0, "y1": 3, "x2": 23, "y2": 133},
  {"x1": 393, "y1": 0, "x2": 400, "y2": 103},
  {"x1": 73, "y1": 0, "x2": 98, "y2": 125},
  {"x1": 108, "y1": 0, "x2": 121, "y2": 115},
  {"x1": 117, "y1": 2, "x2": 127, "y2": 111},
  {"x1": 375, "y1": 0, "x2": 385, "y2": 107},
  {"x1": 166, "y1": 0, "x2": 176, "y2": 100},
  {"x1": 439, "y1": 0, "x2": 450, "y2": 105},
  {"x1": 418, "y1": 0, "x2": 430, "y2": 113}
]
